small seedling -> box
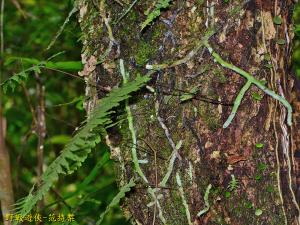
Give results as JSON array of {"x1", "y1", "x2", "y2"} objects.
[
  {"x1": 255, "y1": 174, "x2": 262, "y2": 181},
  {"x1": 255, "y1": 209, "x2": 263, "y2": 216},
  {"x1": 252, "y1": 92, "x2": 263, "y2": 101},
  {"x1": 245, "y1": 202, "x2": 253, "y2": 209},
  {"x1": 255, "y1": 143, "x2": 264, "y2": 148},
  {"x1": 228, "y1": 175, "x2": 239, "y2": 192},
  {"x1": 258, "y1": 163, "x2": 267, "y2": 172},
  {"x1": 225, "y1": 191, "x2": 231, "y2": 198},
  {"x1": 264, "y1": 54, "x2": 271, "y2": 61}
]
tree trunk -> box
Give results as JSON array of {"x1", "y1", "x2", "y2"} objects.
[
  {"x1": 0, "y1": 115, "x2": 14, "y2": 225},
  {"x1": 78, "y1": 0, "x2": 300, "y2": 224}
]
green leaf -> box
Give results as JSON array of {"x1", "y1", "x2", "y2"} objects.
[
  {"x1": 5, "y1": 57, "x2": 41, "y2": 66},
  {"x1": 1, "y1": 71, "x2": 28, "y2": 93},
  {"x1": 76, "y1": 98, "x2": 84, "y2": 111},
  {"x1": 246, "y1": 202, "x2": 253, "y2": 209},
  {"x1": 255, "y1": 143, "x2": 264, "y2": 148},
  {"x1": 96, "y1": 178, "x2": 136, "y2": 225},
  {"x1": 255, "y1": 174, "x2": 262, "y2": 181},
  {"x1": 141, "y1": 0, "x2": 173, "y2": 30},
  {"x1": 252, "y1": 92, "x2": 263, "y2": 101},
  {"x1": 258, "y1": 163, "x2": 267, "y2": 172},
  {"x1": 48, "y1": 135, "x2": 71, "y2": 145},
  {"x1": 180, "y1": 86, "x2": 199, "y2": 102},
  {"x1": 45, "y1": 61, "x2": 83, "y2": 71},
  {"x1": 225, "y1": 191, "x2": 231, "y2": 198},
  {"x1": 255, "y1": 209, "x2": 263, "y2": 216},
  {"x1": 273, "y1": 16, "x2": 282, "y2": 25},
  {"x1": 264, "y1": 54, "x2": 271, "y2": 61}
]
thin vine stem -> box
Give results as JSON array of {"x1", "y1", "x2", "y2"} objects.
[
  {"x1": 223, "y1": 80, "x2": 251, "y2": 128},
  {"x1": 120, "y1": 59, "x2": 148, "y2": 183},
  {"x1": 204, "y1": 41, "x2": 292, "y2": 127}
]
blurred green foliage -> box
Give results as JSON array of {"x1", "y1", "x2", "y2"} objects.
[
  {"x1": 294, "y1": 3, "x2": 300, "y2": 78},
  {"x1": 1, "y1": 0, "x2": 130, "y2": 224}
]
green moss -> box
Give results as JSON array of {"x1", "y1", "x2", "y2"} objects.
[
  {"x1": 152, "y1": 24, "x2": 164, "y2": 39},
  {"x1": 162, "y1": 189, "x2": 188, "y2": 225},
  {"x1": 128, "y1": 9, "x2": 138, "y2": 21},
  {"x1": 134, "y1": 40, "x2": 157, "y2": 65},
  {"x1": 199, "y1": 104, "x2": 221, "y2": 131},
  {"x1": 195, "y1": 0, "x2": 205, "y2": 6},
  {"x1": 213, "y1": 68, "x2": 227, "y2": 84}
]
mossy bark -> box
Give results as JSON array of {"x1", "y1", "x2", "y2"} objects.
[{"x1": 78, "y1": 0, "x2": 300, "y2": 224}]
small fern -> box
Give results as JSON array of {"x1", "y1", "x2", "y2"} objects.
[
  {"x1": 141, "y1": 0, "x2": 173, "y2": 31},
  {"x1": 13, "y1": 74, "x2": 151, "y2": 222},
  {"x1": 2, "y1": 71, "x2": 28, "y2": 93},
  {"x1": 1, "y1": 57, "x2": 82, "y2": 93},
  {"x1": 228, "y1": 174, "x2": 239, "y2": 192}
]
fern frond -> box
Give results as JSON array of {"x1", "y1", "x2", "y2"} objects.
[
  {"x1": 1, "y1": 58, "x2": 82, "y2": 93},
  {"x1": 13, "y1": 74, "x2": 151, "y2": 221},
  {"x1": 228, "y1": 174, "x2": 239, "y2": 192},
  {"x1": 1, "y1": 68, "x2": 31, "y2": 93},
  {"x1": 141, "y1": 0, "x2": 172, "y2": 31}
]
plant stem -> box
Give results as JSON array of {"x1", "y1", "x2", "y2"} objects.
[{"x1": 204, "y1": 42, "x2": 292, "y2": 127}]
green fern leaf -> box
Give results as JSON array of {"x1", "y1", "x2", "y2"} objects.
[
  {"x1": 2, "y1": 71, "x2": 28, "y2": 93},
  {"x1": 228, "y1": 174, "x2": 239, "y2": 192},
  {"x1": 141, "y1": 0, "x2": 173, "y2": 30},
  {"x1": 2, "y1": 56, "x2": 82, "y2": 93},
  {"x1": 13, "y1": 74, "x2": 151, "y2": 221}
]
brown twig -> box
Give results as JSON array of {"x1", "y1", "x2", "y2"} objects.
[{"x1": 141, "y1": 140, "x2": 159, "y2": 225}]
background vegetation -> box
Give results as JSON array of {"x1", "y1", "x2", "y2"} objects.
[
  {"x1": 0, "y1": 1, "x2": 300, "y2": 224},
  {"x1": 1, "y1": 0, "x2": 129, "y2": 224}
]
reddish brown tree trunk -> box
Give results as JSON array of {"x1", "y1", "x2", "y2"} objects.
[
  {"x1": 79, "y1": 0, "x2": 300, "y2": 224},
  {"x1": 0, "y1": 113, "x2": 14, "y2": 225}
]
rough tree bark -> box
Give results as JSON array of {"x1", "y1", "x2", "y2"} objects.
[{"x1": 78, "y1": 0, "x2": 300, "y2": 224}]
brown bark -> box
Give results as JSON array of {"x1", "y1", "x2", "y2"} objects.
[
  {"x1": 35, "y1": 73, "x2": 46, "y2": 213},
  {"x1": 79, "y1": 0, "x2": 300, "y2": 224},
  {"x1": 0, "y1": 113, "x2": 14, "y2": 225}
]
